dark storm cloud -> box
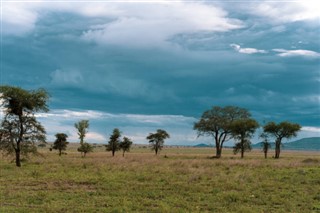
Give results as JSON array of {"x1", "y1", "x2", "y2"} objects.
[{"x1": 2, "y1": 1, "x2": 319, "y2": 143}]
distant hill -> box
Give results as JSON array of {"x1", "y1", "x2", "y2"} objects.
[
  {"x1": 252, "y1": 137, "x2": 320, "y2": 151},
  {"x1": 283, "y1": 137, "x2": 320, "y2": 151},
  {"x1": 194, "y1": 143, "x2": 212, "y2": 147},
  {"x1": 252, "y1": 142, "x2": 274, "y2": 149}
]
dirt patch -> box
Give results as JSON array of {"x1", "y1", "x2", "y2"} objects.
[{"x1": 302, "y1": 158, "x2": 319, "y2": 164}]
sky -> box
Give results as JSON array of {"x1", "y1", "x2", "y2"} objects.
[{"x1": 1, "y1": 0, "x2": 320, "y2": 146}]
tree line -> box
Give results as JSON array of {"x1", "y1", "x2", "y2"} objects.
[
  {"x1": 0, "y1": 86, "x2": 301, "y2": 167},
  {"x1": 194, "y1": 106, "x2": 301, "y2": 159},
  {"x1": 51, "y1": 119, "x2": 169, "y2": 158}
]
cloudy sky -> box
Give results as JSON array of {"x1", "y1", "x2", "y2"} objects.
[{"x1": 1, "y1": 0, "x2": 320, "y2": 145}]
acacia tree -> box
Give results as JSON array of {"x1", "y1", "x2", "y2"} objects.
[
  {"x1": 77, "y1": 143, "x2": 93, "y2": 157},
  {"x1": 52, "y1": 133, "x2": 69, "y2": 156},
  {"x1": 74, "y1": 120, "x2": 89, "y2": 145},
  {"x1": 263, "y1": 121, "x2": 301, "y2": 159},
  {"x1": 0, "y1": 86, "x2": 49, "y2": 167},
  {"x1": 106, "y1": 128, "x2": 121, "y2": 156},
  {"x1": 146, "y1": 129, "x2": 170, "y2": 155},
  {"x1": 74, "y1": 120, "x2": 92, "y2": 157},
  {"x1": 260, "y1": 133, "x2": 271, "y2": 159},
  {"x1": 119, "y1": 136, "x2": 133, "y2": 157},
  {"x1": 194, "y1": 106, "x2": 250, "y2": 158},
  {"x1": 230, "y1": 119, "x2": 259, "y2": 158}
]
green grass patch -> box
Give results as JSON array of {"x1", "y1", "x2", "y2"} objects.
[{"x1": 1, "y1": 148, "x2": 319, "y2": 212}]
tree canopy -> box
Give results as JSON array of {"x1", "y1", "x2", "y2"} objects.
[
  {"x1": 230, "y1": 118, "x2": 259, "y2": 158},
  {"x1": 52, "y1": 133, "x2": 69, "y2": 156},
  {"x1": 74, "y1": 120, "x2": 91, "y2": 157},
  {"x1": 263, "y1": 121, "x2": 301, "y2": 158},
  {"x1": 77, "y1": 142, "x2": 93, "y2": 157},
  {"x1": 119, "y1": 136, "x2": 133, "y2": 157},
  {"x1": 74, "y1": 120, "x2": 89, "y2": 145},
  {"x1": 0, "y1": 86, "x2": 49, "y2": 167},
  {"x1": 194, "y1": 106, "x2": 251, "y2": 158},
  {"x1": 146, "y1": 129, "x2": 170, "y2": 155},
  {"x1": 106, "y1": 128, "x2": 121, "y2": 156}
]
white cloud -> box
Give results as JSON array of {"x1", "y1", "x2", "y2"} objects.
[
  {"x1": 82, "y1": 2, "x2": 243, "y2": 48},
  {"x1": 273, "y1": 49, "x2": 320, "y2": 58},
  {"x1": 297, "y1": 127, "x2": 320, "y2": 140},
  {"x1": 2, "y1": 2, "x2": 38, "y2": 36},
  {"x1": 37, "y1": 109, "x2": 195, "y2": 125},
  {"x1": 251, "y1": 1, "x2": 320, "y2": 23},
  {"x1": 301, "y1": 126, "x2": 320, "y2": 133},
  {"x1": 37, "y1": 110, "x2": 107, "y2": 120},
  {"x1": 86, "y1": 132, "x2": 106, "y2": 142},
  {"x1": 230, "y1": 44, "x2": 267, "y2": 54},
  {"x1": 36, "y1": 109, "x2": 199, "y2": 144},
  {"x1": 2, "y1": 1, "x2": 243, "y2": 48},
  {"x1": 1, "y1": 1, "x2": 124, "y2": 36}
]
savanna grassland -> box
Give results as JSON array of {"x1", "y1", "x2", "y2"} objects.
[{"x1": 1, "y1": 146, "x2": 320, "y2": 213}]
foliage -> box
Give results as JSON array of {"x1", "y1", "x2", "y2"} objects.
[
  {"x1": 230, "y1": 118, "x2": 259, "y2": 158},
  {"x1": 52, "y1": 133, "x2": 69, "y2": 156},
  {"x1": 263, "y1": 121, "x2": 301, "y2": 158},
  {"x1": 233, "y1": 139, "x2": 252, "y2": 155},
  {"x1": 74, "y1": 120, "x2": 89, "y2": 156},
  {"x1": 119, "y1": 136, "x2": 133, "y2": 157},
  {"x1": 146, "y1": 129, "x2": 170, "y2": 155},
  {"x1": 260, "y1": 133, "x2": 271, "y2": 159},
  {"x1": 106, "y1": 128, "x2": 121, "y2": 156},
  {"x1": 74, "y1": 120, "x2": 89, "y2": 144},
  {"x1": 77, "y1": 143, "x2": 93, "y2": 157},
  {"x1": 194, "y1": 106, "x2": 251, "y2": 158},
  {"x1": 0, "y1": 86, "x2": 49, "y2": 167}
]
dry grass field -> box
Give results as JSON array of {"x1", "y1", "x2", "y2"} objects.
[{"x1": 1, "y1": 146, "x2": 320, "y2": 212}]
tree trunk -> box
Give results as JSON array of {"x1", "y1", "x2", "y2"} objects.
[
  {"x1": 155, "y1": 147, "x2": 158, "y2": 155},
  {"x1": 122, "y1": 151, "x2": 125, "y2": 157},
  {"x1": 264, "y1": 151, "x2": 267, "y2": 159},
  {"x1": 241, "y1": 139, "x2": 244, "y2": 158},
  {"x1": 275, "y1": 150, "x2": 278, "y2": 158},
  {"x1": 215, "y1": 135, "x2": 221, "y2": 158},
  {"x1": 59, "y1": 149, "x2": 62, "y2": 156},
  {"x1": 275, "y1": 141, "x2": 281, "y2": 159},
  {"x1": 216, "y1": 146, "x2": 221, "y2": 158},
  {"x1": 112, "y1": 150, "x2": 115, "y2": 157},
  {"x1": 15, "y1": 148, "x2": 21, "y2": 167},
  {"x1": 16, "y1": 115, "x2": 23, "y2": 167}
]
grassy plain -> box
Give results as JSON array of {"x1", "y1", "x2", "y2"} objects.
[{"x1": 1, "y1": 146, "x2": 320, "y2": 212}]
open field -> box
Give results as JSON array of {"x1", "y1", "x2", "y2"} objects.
[{"x1": 1, "y1": 147, "x2": 320, "y2": 212}]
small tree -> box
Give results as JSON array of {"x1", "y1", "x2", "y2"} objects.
[
  {"x1": 146, "y1": 129, "x2": 170, "y2": 155},
  {"x1": 230, "y1": 119, "x2": 259, "y2": 158},
  {"x1": 52, "y1": 133, "x2": 69, "y2": 156},
  {"x1": 260, "y1": 133, "x2": 271, "y2": 159},
  {"x1": 233, "y1": 139, "x2": 252, "y2": 156},
  {"x1": 78, "y1": 143, "x2": 93, "y2": 157},
  {"x1": 263, "y1": 121, "x2": 301, "y2": 159},
  {"x1": 106, "y1": 128, "x2": 121, "y2": 156},
  {"x1": 119, "y1": 136, "x2": 133, "y2": 157},
  {"x1": 75, "y1": 120, "x2": 89, "y2": 157},
  {"x1": 75, "y1": 120, "x2": 89, "y2": 144},
  {"x1": 0, "y1": 86, "x2": 49, "y2": 167},
  {"x1": 194, "y1": 106, "x2": 251, "y2": 158}
]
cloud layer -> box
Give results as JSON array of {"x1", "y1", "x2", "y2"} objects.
[
  {"x1": 36, "y1": 109, "x2": 319, "y2": 145},
  {"x1": 2, "y1": 1, "x2": 320, "y2": 145},
  {"x1": 36, "y1": 109, "x2": 201, "y2": 145}
]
